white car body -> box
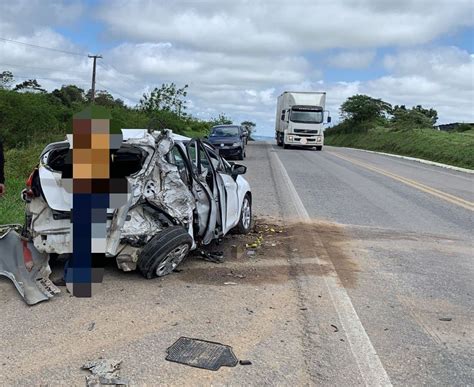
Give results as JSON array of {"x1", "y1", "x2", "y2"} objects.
[{"x1": 24, "y1": 129, "x2": 251, "y2": 271}]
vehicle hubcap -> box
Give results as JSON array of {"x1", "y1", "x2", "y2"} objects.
[
  {"x1": 242, "y1": 197, "x2": 251, "y2": 229},
  {"x1": 156, "y1": 244, "x2": 189, "y2": 276}
]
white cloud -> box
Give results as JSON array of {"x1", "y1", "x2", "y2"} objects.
[
  {"x1": 327, "y1": 50, "x2": 376, "y2": 69},
  {"x1": 0, "y1": 0, "x2": 473, "y2": 136},
  {"x1": 96, "y1": 0, "x2": 473, "y2": 52}
]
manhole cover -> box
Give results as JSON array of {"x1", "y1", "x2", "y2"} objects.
[{"x1": 166, "y1": 337, "x2": 238, "y2": 371}]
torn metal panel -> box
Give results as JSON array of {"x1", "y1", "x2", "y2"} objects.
[{"x1": 0, "y1": 228, "x2": 59, "y2": 305}]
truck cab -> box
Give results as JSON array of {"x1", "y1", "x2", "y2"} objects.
[{"x1": 275, "y1": 91, "x2": 331, "y2": 150}]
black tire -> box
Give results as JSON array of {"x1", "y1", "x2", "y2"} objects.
[
  {"x1": 315, "y1": 146, "x2": 323, "y2": 151},
  {"x1": 137, "y1": 226, "x2": 193, "y2": 279},
  {"x1": 283, "y1": 142, "x2": 289, "y2": 149},
  {"x1": 276, "y1": 133, "x2": 282, "y2": 146},
  {"x1": 234, "y1": 193, "x2": 252, "y2": 234},
  {"x1": 237, "y1": 148, "x2": 244, "y2": 160}
]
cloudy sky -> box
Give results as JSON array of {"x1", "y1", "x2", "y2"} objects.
[{"x1": 1, "y1": 0, "x2": 473, "y2": 136}]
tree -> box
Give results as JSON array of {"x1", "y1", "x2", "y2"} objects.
[
  {"x1": 340, "y1": 94, "x2": 392, "y2": 123},
  {"x1": 139, "y1": 83, "x2": 188, "y2": 116},
  {"x1": 413, "y1": 105, "x2": 438, "y2": 125},
  {"x1": 13, "y1": 79, "x2": 46, "y2": 93},
  {"x1": 241, "y1": 120, "x2": 256, "y2": 133},
  {"x1": 391, "y1": 104, "x2": 438, "y2": 130},
  {"x1": 210, "y1": 113, "x2": 232, "y2": 125},
  {"x1": 52, "y1": 85, "x2": 85, "y2": 107},
  {"x1": 0, "y1": 71, "x2": 14, "y2": 90}
]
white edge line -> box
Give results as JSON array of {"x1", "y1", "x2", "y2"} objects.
[
  {"x1": 272, "y1": 151, "x2": 392, "y2": 387},
  {"x1": 328, "y1": 146, "x2": 474, "y2": 174}
]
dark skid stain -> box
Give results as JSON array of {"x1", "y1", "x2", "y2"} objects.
[{"x1": 178, "y1": 220, "x2": 360, "y2": 288}]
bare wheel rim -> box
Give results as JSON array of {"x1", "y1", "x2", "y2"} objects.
[
  {"x1": 242, "y1": 197, "x2": 251, "y2": 229},
  {"x1": 156, "y1": 244, "x2": 189, "y2": 276}
]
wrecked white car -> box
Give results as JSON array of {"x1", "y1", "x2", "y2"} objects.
[{"x1": 1, "y1": 129, "x2": 252, "y2": 304}]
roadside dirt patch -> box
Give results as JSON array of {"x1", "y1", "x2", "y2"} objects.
[{"x1": 178, "y1": 217, "x2": 359, "y2": 288}]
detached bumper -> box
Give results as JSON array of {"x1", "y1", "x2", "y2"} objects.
[{"x1": 0, "y1": 226, "x2": 59, "y2": 305}]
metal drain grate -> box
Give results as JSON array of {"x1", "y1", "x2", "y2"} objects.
[{"x1": 166, "y1": 337, "x2": 238, "y2": 371}]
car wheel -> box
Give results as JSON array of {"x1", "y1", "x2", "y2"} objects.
[
  {"x1": 234, "y1": 194, "x2": 252, "y2": 234},
  {"x1": 316, "y1": 146, "x2": 323, "y2": 151},
  {"x1": 137, "y1": 226, "x2": 193, "y2": 279},
  {"x1": 283, "y1": 142, "x2": 289, "y2": 149},
  {"x1": 238, "y1": 148, "x2": 244, "y2": 160}
]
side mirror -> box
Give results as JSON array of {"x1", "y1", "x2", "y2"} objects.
[
  {"x1": 231, "y1": 163, "x2": 247, "y2": 175},
  {"x1": 327, "y1": 116, "x2": 332, "y2": 123}
]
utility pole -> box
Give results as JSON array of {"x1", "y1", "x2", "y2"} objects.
[{"x1": 88, "y1": 54, "x2": 102, "y2": 103}]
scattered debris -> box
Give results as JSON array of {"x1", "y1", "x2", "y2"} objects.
[
  {"x1": 82, "y1": 358, "x2": 129, "y2": 386},
  {"x1": 198, "y1": 249, "x2": 224, "y2": 263},
  {"x1": 226, "y1": 272, "x2": 246, "y2": 279},
  {"x1": 224, "y1": 282, "x2": 238, "y2": 285},
  {"x1": 246, "y1": 250, "x2": 256, "y2": 256},
  {"x1": 439, "y1": 317, "x2": 452, "y2": 322},
  {"x1": 239, "y1": 360, "x2": 252, "y2": 366},
  {"x1": 300, "y1": 307, "x2": 308, "y2": 311},
  {"x1": 331, "y1": 324, "x2": 339, "y2": 332},
  {"x1": 166, "y1": 337, "x2": 238, "y2": 371},
  {"x1": 87, "y1": 322, "x2": 96, "y2": 331}
]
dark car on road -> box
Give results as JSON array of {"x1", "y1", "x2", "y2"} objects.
[{"x1": 207, "y1": 125, "x2": 246, "y2": 160}]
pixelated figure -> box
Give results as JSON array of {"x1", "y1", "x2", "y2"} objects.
[{"x1": 62, "y1": 106, "x2": 129, "y2": 297}]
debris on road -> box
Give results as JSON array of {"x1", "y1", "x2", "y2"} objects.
[
  {"x1": 87, "y1": 322, "x2": 96, "y2": 331},
  {"x1": 197, "y1": 249, "x2": 225, "y2": 263},
  {"x1": 166, "y1": 337, "x2": 238, "y2": 371},
  {"x1": 239, "y1": 360, "x2": 252, "y2": 365},
  {"x1": 331, "y1": 324, "x2": 339, "y2": 332},
  {"x1": 224, "y1": 282, "x2": 238, "y2": 285},
  {"x1": 82, "y1": 358, "x2": 129, "y2": 386},
  {"x1": 226, "y1": 272, "x2": 246, "y2": 279},
  {"x1": 0, "y1": 227, "x2": 60, "y2": 305},
  {"x1": 439, "y1": 317, "x2": 453, "y2": 321}
]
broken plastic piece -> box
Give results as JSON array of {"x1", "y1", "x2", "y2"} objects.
[
  {"x1": 82, "y1": 358, "x2": 129, "y2": 386},
  {"x1": 0, "y1": 228, "x2": 59, "y2": 305},
  {"x1": 197, "y1": 249, "x2": 224, "y2": 263}
]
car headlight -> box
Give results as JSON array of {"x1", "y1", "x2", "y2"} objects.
[
  {"x1": 288, "y1": 136, "x2": 294, "y2": 141},
  {"x1": 232, "y1": 142, "x2": 240, "y2": 147}
]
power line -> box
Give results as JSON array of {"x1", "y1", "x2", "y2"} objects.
[
  {"x1": 0, "y1": 37, "x2": 88, "y2": 57},
  {"x1": 96, "y1": 82, "x2": 139, "y2": 105}
]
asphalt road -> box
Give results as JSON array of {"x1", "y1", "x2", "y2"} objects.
[
  {"x1": 1, "y1": 142, "x2": 472, "y2": 385},
  {"x1": 246, "y1": 142, "x2": 473, "y2": 385}
]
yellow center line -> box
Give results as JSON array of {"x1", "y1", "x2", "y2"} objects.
[{"x1": 328, "y1": 152, "x2": 474, "y2": 211}]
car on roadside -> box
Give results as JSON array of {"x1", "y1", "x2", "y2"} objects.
[
  {"x1": 3, "y1": 129, "x2": 252, "y2": 304},
  {"x1": 207, "y1": 125, "x2": 247, "y2": 160}
]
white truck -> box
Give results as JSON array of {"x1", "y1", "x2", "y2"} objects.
[{"x1": 275, "y1": 91, "x2": 331, "y2": 150}]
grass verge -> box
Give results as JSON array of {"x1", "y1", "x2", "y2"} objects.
[{"x1": 325, "y1": 128, "x2": 474, "y2": 170}]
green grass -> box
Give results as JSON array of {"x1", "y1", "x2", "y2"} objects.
[{"x1": 325, "y1": 128, "x2": 474, "y2": 169}]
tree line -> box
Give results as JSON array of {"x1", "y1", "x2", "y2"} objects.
[
  {"x1": 326, "y1": 94, "x2": 440, "y2": 135},
  {"x1": 0, "y1": 70, "x2": 256, "y2": 149}
]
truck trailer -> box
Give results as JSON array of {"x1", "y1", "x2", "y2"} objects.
[{"x1": 275, "y1": 91, "x2": 331, "y2": 150}]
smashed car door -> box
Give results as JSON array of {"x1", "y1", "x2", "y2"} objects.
[
  {"x1": 202, "y1": 144, "x2": 240, "y2": 234},
  {"x1": 186, "y1": 139, "x2": 218, "y2": 244}
]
